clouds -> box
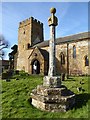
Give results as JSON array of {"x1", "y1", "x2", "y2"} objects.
[
  {"x1": 57, "y1": 2, "x2": 88, "y2": 37},
  {"x1": 58, "y1": 2, "x2": 70, "y2": 21},
  {"x1": 59, "y1": 18, "x2": 81, "y2": 36},
  {"x1": 0, "y1": 2, "x2": 2, "y2": 34}
]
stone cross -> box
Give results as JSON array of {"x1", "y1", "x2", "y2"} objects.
[
  {"x1": 48, "y1": 8, "x2": 58, "y2": 77},
  {"x1": 43, "y1": 8, "x2": 60, "y2": 88},
  {"x1": 31, "y1": 8, "x2": 75, "y2": 112}
]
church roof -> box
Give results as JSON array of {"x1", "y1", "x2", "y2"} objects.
[
  {"x1": 28, "y1": 47, "x2": 49, "y2": 61},
  {"x1": 38, "y1": 48, "x2": 49, "y2": 61},
  {"x1": 33, "y1": 32, "x2": 89, "y2": 48}
]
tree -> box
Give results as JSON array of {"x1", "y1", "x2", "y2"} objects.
[{"x1": 0, "y1": 34, "x2": 8, "y2": 59}]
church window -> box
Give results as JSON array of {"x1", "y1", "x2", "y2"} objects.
[
  {"x1": 60, "y1": 52, "x2": 65, "y2": 65},
  {"x1": 73, "y1": 45, "x2": 76, "y2": 58},
  {"x1": 27, "y1": 43, "x2": 30, "y2": 49},
  {"x1": 85, "y1": 55, "x2": 89, "y2": 66},
  {"x1": 23, "y1": 31, "x2": 25, "y2": 34}
]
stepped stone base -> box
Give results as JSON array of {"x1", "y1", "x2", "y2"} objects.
[{"x1": 30, "y1": 85, "x2": 75, "y2": 112}]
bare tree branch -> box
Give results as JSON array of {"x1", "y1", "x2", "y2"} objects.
[{"x1": 0, "y1": 34, "x2": 9, "y2": 58}]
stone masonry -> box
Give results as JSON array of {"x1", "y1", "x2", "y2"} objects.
[{"x1": 30, "y1": 8, "x2": 75, "y2": 112}]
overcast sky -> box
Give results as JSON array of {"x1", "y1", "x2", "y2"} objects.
[{"x1": 1, "y1": 2, "x2": 88, "y2": 59}]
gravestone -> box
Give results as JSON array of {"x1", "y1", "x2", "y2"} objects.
[{"x1": 30, "y1": 8, "x2": 75, "y2": 112}]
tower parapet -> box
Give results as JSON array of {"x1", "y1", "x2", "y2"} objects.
[
  {"x1": 18, "y1": 16, "x2": 44, "y2": 50},
  {"x1": 19, "y1": 17, "x2": 43, "y2": 28}
]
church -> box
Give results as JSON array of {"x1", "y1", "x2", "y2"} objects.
[{"x1": 9, "y1": 16, "x2": 90, "y2": 76}]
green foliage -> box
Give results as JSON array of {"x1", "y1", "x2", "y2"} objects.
[{"x1": 1, "y1": 73, "x2": 90, "y2": 119}]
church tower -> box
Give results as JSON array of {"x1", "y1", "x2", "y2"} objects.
[
  {"x1": 18, "y1": 17, "x2": 44, "y2": 52},
  {"x1": 17, "y1": 17, "x2": 44, "y2": 71}
]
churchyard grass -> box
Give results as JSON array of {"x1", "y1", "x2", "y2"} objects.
[{"x1": 1, "y1": 72, "x2": 90, "y2": 119}]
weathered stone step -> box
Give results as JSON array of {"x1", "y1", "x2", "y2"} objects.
[
  {"x1": 36, "y1": 85, "x2": 68, "y2": 96},
  {"x1": 31, "y1": 89, "x2": 75, "y2": 104},
  {"x1": 31, "y1": 98, "x2": 75, "y2": 112}
]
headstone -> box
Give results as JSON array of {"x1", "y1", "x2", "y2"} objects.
[
  {"x1": 16, "y1": 78, "x2": 19, "y2": 80},
  {"x1": 6, "y1": 79, "x2": 10, "y2": 82},
  {"x1": 15, "y1": 70, "x2": 19, "y2": 75}
]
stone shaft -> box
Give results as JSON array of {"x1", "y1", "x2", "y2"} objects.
[
  {"x1": 48, "y1": 25, "x2": 56, "y2": 76},
  {"x1": 43, "y1": 76, "x2": 61, "y2": 88}
]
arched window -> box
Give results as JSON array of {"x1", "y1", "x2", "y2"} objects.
[
  {"x1": 23, "y1": 30, "x2": 25, "y2": 34},
  {"x1": 85, "y1": 55, "x2": 89, "y2": 66},
  {"x1": 27, "y1": 43, "x2": 30, "y2": 49},
  {"x1": 60, "y1": 52, "x2": 65, "y2": 65},
  {"x1": 73, "y1": 45, "x2": 76, "y2": 58}
]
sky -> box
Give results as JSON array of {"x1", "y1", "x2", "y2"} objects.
[{"x1": 1, "y1": 2, "x2": 88, "y2": 60}]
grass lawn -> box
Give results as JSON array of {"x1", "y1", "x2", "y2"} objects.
[{"x1": 1, "y1": 72, "x2": 90, "y2": 119}]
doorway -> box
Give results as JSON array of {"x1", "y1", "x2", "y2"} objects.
[{"x1": 32, "y1": 59, "x2": 40, "y2": 74}]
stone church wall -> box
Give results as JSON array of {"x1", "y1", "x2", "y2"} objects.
[
  {"x1": 39, "y1": 39, "x2": 89, "y2": 76},
  {"x1": 69, "y1": 39, "x2": 89, "y2": 75},
  {"x1": 17, "y1": 49, "x2": 33, "y2": 72},
  {"x1": 56, "y1": 44, "x2": 67, "y2": 75}
]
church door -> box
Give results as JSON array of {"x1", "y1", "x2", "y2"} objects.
[{"x1": 32, "y1": 60, "x2": 40, "y2": 74}]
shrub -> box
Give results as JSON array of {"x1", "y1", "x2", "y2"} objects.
[
  {"x1": 15, "y1": 70, "x2": 19, "y2": 75},
  {"x1": 2, "y1": 72, "x2": 8, "y2": 79}
]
